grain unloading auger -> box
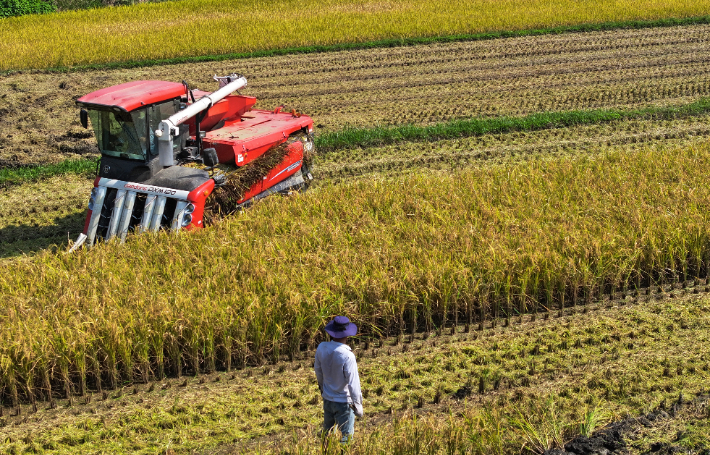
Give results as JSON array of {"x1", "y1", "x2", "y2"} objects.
[{"x1": 69, "y1": 74, "x2": 314, "y2": 251}]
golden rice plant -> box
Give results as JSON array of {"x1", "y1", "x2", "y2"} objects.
[
  {"x1": 1, "y1": 143, "x2": 710, "y2": 399},
  {"x1": 2, "y1": 0, "x2": 710, "y2": 71}
]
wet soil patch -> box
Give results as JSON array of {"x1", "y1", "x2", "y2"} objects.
[{"x1": 545, "y1": 394, "x2": 710, "y2": 455}]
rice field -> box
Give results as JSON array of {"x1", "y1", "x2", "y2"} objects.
[
  {"x1": 1, "y1": 0, "x2": 709, "y2": 71},
  {"x1": 0, "y1": 276, "x2": 708, "y2": 453},
  {"x1": 1, "y1": 112, "x2": 708, "y2": 260},
  {"x1": 3, "y1": 14, "x2": 710, "y2": 454},
  {"x1": 3, "y1": 23, "x2": 710, "y2": 167}
]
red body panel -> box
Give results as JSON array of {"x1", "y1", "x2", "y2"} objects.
[
  {"x1": 186, "y1": 179, "x2": 215, "y2": 230},
  {"x1": 204, "y1": 109, "x2": 313, "y2": 166},
  {"x1": 77, "y1": 81, "x2": 186, "y2": 111},
  {"x1": 237, "y1": 140, "x2": 304, "y2": 203},
  {"x1": 185, "y1": 92, "x2": 257, "y2": 133}
]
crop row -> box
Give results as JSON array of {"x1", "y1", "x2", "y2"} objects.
[
  {"x1": 247, "y1": 24, "x2": 710, "y2": 127},
  {"x1": 1, "y1": 143, "x2": 710, "y2": 406},
  {"x1": 316, "y1": 114, "x2": 710, "y2": 181},
  {"x1": 248, "y1": 24, "x2": 710, "y2": 82},
  {"x1": 3, "y1": 23, "x2": 710, "y2": 166},
  {"x1": 0, "y1": 295, "x2": 707, "y2": 453}
]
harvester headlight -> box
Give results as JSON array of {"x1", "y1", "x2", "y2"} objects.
[
  {"x1": 184, "y1": 203, "x2": 195, "y2": 215},
  {"x1": 181, "y1": 212, "x2": 193, "y2": 227}
]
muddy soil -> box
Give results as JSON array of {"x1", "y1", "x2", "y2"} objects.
[{"x1": 545, "y1": 395, "x2": 710, "y2": 455}]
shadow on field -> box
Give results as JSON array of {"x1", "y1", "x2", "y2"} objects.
[{"x1": 0, "y1": 212, "x2": 86, "y2": 259}]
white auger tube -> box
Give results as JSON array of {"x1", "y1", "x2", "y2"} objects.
[{"x1": 155, "y1": 74, "x2": 248, "y2": 167}]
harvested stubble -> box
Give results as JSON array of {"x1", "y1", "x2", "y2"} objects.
[
  {"x1": 254, "y1": 24, "x2": 710, "y2": 132},
  {"x1": 4, "y1": 23, "x2": 710, "y2": 166},
  {"x1": 1, "y1": 143, "x2": 710, "y2": 400},
  {"x1": 315, "y1": 114, "x2": 710, "y2": 181},
  {"x1": 1, "y1": 296, "x2": 708, "y2": 453},
  {"x1": 0, "y1": 174, "x2": 90, "y2": 259},
  {"x1": 2, "y1": 0, "x2": 709, "y2": 71}
]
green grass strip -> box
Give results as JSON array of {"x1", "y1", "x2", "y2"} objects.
[
  {"x1": 8, "y1": 15, "x2": 710, "y2": 75},
  {"x1": 315, "y1": 98, "x2": 710, "y2": 152},
  {"x1": 5, "y1": 97, "x2": 710, "y2": 186},
  {"x1": 0, "y1": 158, "x2": 97, "y2": 187}
]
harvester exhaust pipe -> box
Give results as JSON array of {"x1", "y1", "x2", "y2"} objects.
[{"x1": 155, "y1": 74, "x2": 248, "y2": 167}]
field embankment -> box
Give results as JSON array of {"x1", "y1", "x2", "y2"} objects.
[{"x1": 1, "y1": 0, "x2": 709, "y2": 71}]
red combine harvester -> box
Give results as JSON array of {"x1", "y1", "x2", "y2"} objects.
[{"x1": 70, "y1": 74, "x2": 314, "y2": 250}]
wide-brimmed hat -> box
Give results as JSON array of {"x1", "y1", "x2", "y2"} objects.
[{"x1": 324, "y1": 316, "x2": 358, "y2": 338}]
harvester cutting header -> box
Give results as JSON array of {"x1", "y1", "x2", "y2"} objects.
[{"x1": 70, "y1": 74, "x2": 314, "y2": 250}]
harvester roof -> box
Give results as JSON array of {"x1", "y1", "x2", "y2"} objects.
[{"x1": 76, "y1": 80, "x2": 186, "y2": 112}]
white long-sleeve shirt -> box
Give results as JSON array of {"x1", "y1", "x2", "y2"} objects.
[{"x1": 314, "y1": 341, "x2": 363, "y2": 413}]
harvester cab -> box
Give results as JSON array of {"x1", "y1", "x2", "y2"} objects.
[{"x1": 70, "y1": 74, "x2": 314, "y2": 251}]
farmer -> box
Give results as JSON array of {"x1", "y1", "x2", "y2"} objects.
[{"x1": 314, "y1": 316, "x2": 364, "y2": 443}]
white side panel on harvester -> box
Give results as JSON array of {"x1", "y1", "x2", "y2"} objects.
[
  {"x1": 106, "y1": 189, "x2": 127, "y2": 240},
  {"x1": 118, "y1": 191, "x2": 137, "y2": 242},
  {"x1": 149, "y1": 197, "x2": 167, "y2": 232},
  {"x1": 86, "y1": 186, "x2": 107, "y2": 247}
]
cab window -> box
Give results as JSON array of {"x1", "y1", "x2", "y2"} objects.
[{"x1": 88, "y1": 109, "x2": 147, "y2": 160}]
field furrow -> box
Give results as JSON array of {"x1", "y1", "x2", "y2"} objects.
[{"x1": 2, "y1": 23, "x2": 710, "y2": 166}]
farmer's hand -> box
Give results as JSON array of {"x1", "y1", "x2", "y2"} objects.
[{"x1": 350, "y1": 403, "x2": 364, "y2": 418}]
